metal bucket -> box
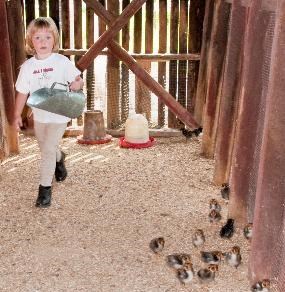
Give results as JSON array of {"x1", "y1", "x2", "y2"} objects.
[{"x1": 27, "y1": 82, "x2": 85, "y2": 119}]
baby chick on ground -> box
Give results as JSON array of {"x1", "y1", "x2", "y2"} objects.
[{"x1": 149, "y1": 237, "x2": 165, "y2": 254}]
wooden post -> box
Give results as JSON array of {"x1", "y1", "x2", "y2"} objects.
[
  {"x1": 86, "y1": 5, "x2": 95, "y2": 111},
  {"x1": 0, "y1": 1, "x2": 18, "y2": 153},
  {"x1": 158, "y1": 0, "x2": 167, "y2": 127},
  {"x1": 39, "y1": 0, "x2": 47, "y2": 16},
  {"x1": 213, "y1": 4, "x2": 249, "y2": 185},
  {"x1": 121, "y1": 0, "x2": 130, "y2": 123},
  {"x1": 201, "y1": 0, "x2": 231, "y2": 158},
  {"x1": 5, "y1": 0, "x2": 26, "y2": 81},
  {"x1": 194, "y1": 0, "x2": 215, "y2": 125},
  {"x1": 106, "y1": 0, "x2": 120, "y2": 129},
  {"x1": 187, "y1": 0, "x2": 205, "y2": 113},
  {"x1": 61, "y1": 0, "x2": 70, "y2": 51},
  {"x1": 140, "y1": 0, "x2": 153, "y2": 121},
  {"x1": 134, "y1": 4, "x2": 143, "y2": 116},
  {"x1": 168, "y1": 0, "x2": 179, "y2": 127},
  {"x1": 49, "y1": 0, "x2": 60, "y2": 29},
  {"x1": 178, "y1": 0, "x2": 188, "y2": 109},
  {"x1": 25, "y1": 0, "x2": 35, "y2": 27}
]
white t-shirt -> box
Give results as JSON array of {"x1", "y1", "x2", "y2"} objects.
[{"x1": 16, "y1": 53, "x2": 81, "y2": 123}]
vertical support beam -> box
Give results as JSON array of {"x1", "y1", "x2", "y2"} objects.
[
  {"x1": 134, "y1": 3, "x2": 143, "y2": 116},
  {"x1": 0, "y1": 0, "x2": 18, "y2": 153},
  {"x1": 121, "y1": 0, "x2": 130, "y2": 123},
  {"x1": 194, "y1": 0, "x2": 215, "y2": 125},
  {"x1": 141, "y1": 0, "x2": 154, "y2": 120},
  {"x1": 187, "y1": 0, "x2": 205, "y2": 113},
  {"x1": 49, "y1": 0, "x2": 60, "y2": 29},
  {"x1": 25, "y1": 0, "x2": 35, "y2": 27},
  {"x1": 201, "y1": 0, "x2": 231, "y2": 158},
  {"x1": 86, "y1": 4, "x2": 95, "y2": 111},
  {"x1": 178, "y1": 0, "x2": 188, "y2": 108},
  {"x1": 158, "y1": 0, "x2": 167, "y2": 127},
  {"x1": 168, "y1": 0, "x2": 178, "y2": 127},
  {"x1": 5, "y1": 0, "x2": 26, "y2": 80},
  {"x1": 106, "y1": 0, "x2": 120, "y2": 128},
  {"x1": 39, "y1": 0, "x2": 47, "y2": 16},
  {"x1": 61, "y1": 0, "x2": 70, "y2": 50},
  {"x1": 213, "y1": 3, "x2": 249, "y2": 185}
]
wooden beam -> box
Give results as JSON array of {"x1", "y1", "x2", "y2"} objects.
[
  {"x1": 59, "y1": 49, "x2": 200, "y2": 61},
  {"x1": 82, "y1": 0, "x2": 200, "y2": 129},
  {"x1": 78, "y1": 0, "x2": 147, "y2": 70}
]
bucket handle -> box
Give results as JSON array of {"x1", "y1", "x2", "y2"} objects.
[{"x1": 50, "y1": 82, "x2": 70, "y2": 92}]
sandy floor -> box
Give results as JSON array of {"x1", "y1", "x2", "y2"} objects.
[{"x1": 0, "y1": 133, "x2": 251, "y2": 292}]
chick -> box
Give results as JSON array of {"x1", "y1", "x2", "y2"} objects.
[
  {"x1": 224, "y1": 246, "x2": 242, "y2": 268},
  {"x1": 192, "y1": 127, "x2": 203, "y2": 137},
  {"x1": 209, "y1": 198, "x2": 222, "y2": 212},
  {"x1": 220, "y1": 218, "x2": 235, "y2": 238},
  {"x1": 251, "y1": 279, "x2": 270, "y2": 292},
  {"x1": 197, "y1": 264, "x2": 219, "y2": 284},
  {"x1": 221, "y1": 183, "x2": 230, "y2": 200},
  {"x1": 180, "y1": 128, "x2": 193, "y2": 141},
  {"x1": 176, "y1": 262, "x2": 194, "y2": 285},
  {"x1": 244, "y1": 223, "x2": 253, "y2": 240},
  {"x1": 166, "y1": 253, "x2": 191, "y2": 269},
  {"x1": 149, "y1": 237, "x2": 165, "y2": 254},
  {"x1": 200, "y1": 250, "x2": 223, "y2": 264},
  {"x1": 209, "y1": 209, "x2": 222, "y2": 223},
  {"x1": 192, "y1": 229, "x2": 205, "y2": 248}
]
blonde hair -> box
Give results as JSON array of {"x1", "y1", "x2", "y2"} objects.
[{"x1": 25, "y1": 17, "x2": 60, "y2": 55}]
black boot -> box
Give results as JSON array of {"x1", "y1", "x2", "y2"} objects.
[
  {"x1": 35, "y1": 185, "x2": 51, "y2": 207},
  {"x1": 55, "y1": 151, "x2": 67, "y2": 182}
]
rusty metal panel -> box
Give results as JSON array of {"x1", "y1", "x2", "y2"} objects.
[
  {"x1": 228, "y1": 0, "x2": 276, "y2": 224},
  {"x1": 200, "y1": 0, "x2": 231, "y2": 158},
  {"x1": 249, "y1": 0, "x2": 285, "y2": 289},
  {"x1": 213, "y1": 0, "x2": 249, "y2": 185}
]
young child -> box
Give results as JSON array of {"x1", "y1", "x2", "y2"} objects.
[{"x1": 13, "y1": 17, "x2": 84, "y2": 208}]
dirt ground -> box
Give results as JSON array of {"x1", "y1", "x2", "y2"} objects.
[{"x1": 0, "y1": 133, "x2": 251, "y2": 292}]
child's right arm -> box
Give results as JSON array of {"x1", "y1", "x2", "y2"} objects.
[{"x1": 13, "y1": 92, "x2": 28, "y2": 131}]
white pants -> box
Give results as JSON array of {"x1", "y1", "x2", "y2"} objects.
[{"x1": 34, "y1": 121, "x2": 67, "y2": 186}]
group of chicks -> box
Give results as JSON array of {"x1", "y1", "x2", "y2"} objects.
[{"x1": 149, "y1": 184, "x2": 270, "y2": 291}]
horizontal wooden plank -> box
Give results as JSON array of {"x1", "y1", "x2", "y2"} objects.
[
  {"x1": 59, "y1": 49, "x2": 200, "y2": 61},
  {"x1": 63, "y1": 126, "x2": 182, "y2": 138}
]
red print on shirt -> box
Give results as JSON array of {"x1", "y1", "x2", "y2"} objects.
[{"x1": 33, "y1": 67, "x2": 54, "y2": 74}]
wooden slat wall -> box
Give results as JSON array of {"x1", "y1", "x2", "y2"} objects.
[{"x1": 18, "y1": 0, "x2": 205, "y2": 129}]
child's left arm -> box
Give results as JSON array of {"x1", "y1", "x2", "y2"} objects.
[{"x1": 69, "y1": 75, "x2": 84, "y2": 91}]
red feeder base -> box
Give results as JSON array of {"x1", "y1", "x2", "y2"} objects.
[
  {"x1": 77, "y1": 134, "x2": 112, "y2": 145},
  {"x1": 119, "y1": 137, "x2": 155, "y2": 149}
]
